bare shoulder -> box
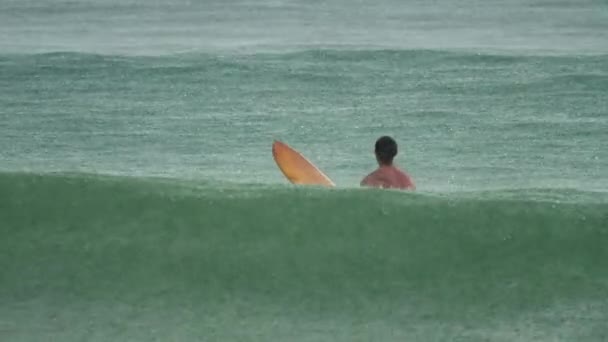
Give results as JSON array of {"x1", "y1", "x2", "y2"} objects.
[
  {"x1": 360, "y1": 170, "x2": 376, "y2": 185},
  {"x1": 361, "y1": 166, "x2": 415, "y2": 190},
  {"x1": 395, "y1": 168, "x2": 415, "y2": 190},
  {"x1": 360, "y1": 168, "x2": 382, "y2": 186}
]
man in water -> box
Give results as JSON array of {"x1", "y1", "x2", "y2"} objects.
[{"x1": 360, "y1": 136, "x2": 415, "y2": 190}]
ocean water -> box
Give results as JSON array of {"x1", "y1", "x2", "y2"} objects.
[{"x1": 1, "y1": 0, "x2": 608, "y2": 341}]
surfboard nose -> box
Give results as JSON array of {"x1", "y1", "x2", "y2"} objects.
[
  {"x1": 271, "y1": 140, "x2": 279, "y2": 154},
  {"x1": 271, "y1": 140, "x2": 335, "y2": 187}
]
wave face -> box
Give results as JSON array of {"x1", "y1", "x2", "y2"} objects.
[{"x1": 1, "y1": 172, "x2": 607, "y2": 341}]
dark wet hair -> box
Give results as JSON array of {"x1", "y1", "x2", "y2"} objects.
[{"x1": 375, "y1": 136, "x2": 398, "y2": 164}]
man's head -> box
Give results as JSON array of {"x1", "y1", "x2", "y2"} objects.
[{"x1": 374, "y1": 136, "x2": 398, "y2": 165}]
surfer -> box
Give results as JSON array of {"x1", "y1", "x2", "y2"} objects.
[{"x1": 360, "y1": 136, "x2": 415, "y2": 190}]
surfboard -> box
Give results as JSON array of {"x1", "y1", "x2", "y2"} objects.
[{"x1": 272, "y1": 140, "x2": 335, "y2": 187}]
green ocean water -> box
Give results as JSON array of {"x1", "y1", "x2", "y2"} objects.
[
  {"x1": 0, "y1": 172, "x2": 607, "y2": 341},
  {"x1": 2, "y1": 50, "x2": 606, "y2": 191},
  {"x1": 1, "y1": 0, "x2": 608, "y2": 341}
]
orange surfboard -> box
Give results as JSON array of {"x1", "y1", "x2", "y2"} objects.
[{"x1": 272, "y1": 140, "x2": 335, "y2": 187}]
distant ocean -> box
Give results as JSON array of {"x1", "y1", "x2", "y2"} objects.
[{"x1": 1, "y1": 0, "x2": 607, "y2": 341}]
